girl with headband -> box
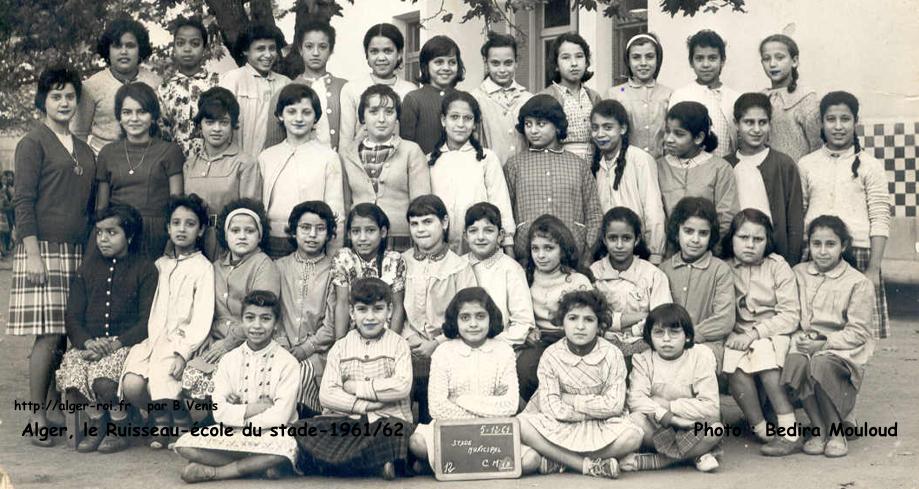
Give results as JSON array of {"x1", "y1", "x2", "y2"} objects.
[
  {"x1": 180, "y1": 199, "x2": 281, "y2": 423},
  {"x1": 607, "y1": 33, "x2": 672, "y2": 159}
]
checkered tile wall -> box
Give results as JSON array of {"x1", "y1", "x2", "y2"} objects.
[{"x1": 858, "y1": 121, "x2": 919, "y2": 217}]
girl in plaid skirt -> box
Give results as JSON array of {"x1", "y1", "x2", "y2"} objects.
[
  {"x1": 624, "y1": 304, "x2": 723, "y2": 473},
  {"x1": 8, "y1": 67, "x2": 97, "y2": 446},
  {"x1": 295, "y1": 278, "x2": 414, "y2": 480}
]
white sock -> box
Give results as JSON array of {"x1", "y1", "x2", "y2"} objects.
[
  {"x1": 777, "y1": 413, "x2": 798, "y2": 441},
  {"x1": 582, "y1": 457, "x2": 592, "y2": 475},
  {"x1": 752, "y1": 420, "x2": 769, "y2": 441}
]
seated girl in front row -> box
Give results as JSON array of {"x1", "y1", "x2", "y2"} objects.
[
  {"x1": 518, "y1": 290, "x2": 643, "y2": 479},
  {"x1": 624, "y1": 303, "x2": 722, "y2": 473},
  {"x1": 783, "y1": 215, "x2": 877, "y2": 458},
  {"x1": 409, "y1": 287, "x2": 521, "y2": 473},
  {"x1": 721, "y1": 209, "x2": 801, "y2": 456},
  {"x1": 174, "y1": 290, "x2": 301, "y2": 483},
  {"x1": 57, "y1": 205, "x2": 158, "y2": 453},
  {"x1": 296, "y1": 277, "x2": 414, "y2": 480},
  {"x1": 121, "y1": 194, "x2": 215, "y2": 449}
]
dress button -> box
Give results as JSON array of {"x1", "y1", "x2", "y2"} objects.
[
  {"x1": 365, "y1": 377, "x2": 370, "y2": 381},
  {"x1": 223, "y1": 293, "x2": 229, "y2": 298},
  {"x1": 104, "y1": 313, "x2": 109, "y2": 318},
  {"x1": 106, "y1": 302, "x2": 110, "y2": 307},
  {"x1": 109, "y1": 267, "x2": 114, "y2": 272},
  {"x1": 547, "y1": 197, "x2": 552, "y2": 203},
  {"x1": 330, "y1": 129, "x2": 336, "y2": 134},
  {"x1": 326, "y1": 108, "x2": 332, "y2": 114},
  {"x1": 546, "y1": 171, "x2": 550, "y2": 176},
  {"x1": 364, "y1": 354, "x2": 369, "y2": 359},
  {"x1": 106, "y1": 291, "x2": 111, "y2": 295},
  {"x1": 106, "y1": 278, "x2": 111, "y2": 282}
]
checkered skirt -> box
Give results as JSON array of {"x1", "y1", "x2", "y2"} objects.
[
  {"x1": 6, "y1": 241, "x2": 83, "y2": 336},
  {"x1": 852, "y1": 247, "x2": 889, "y2": 339},
  {"x1": 294, "y1": 415, "x2": 414, "y2": 475}
]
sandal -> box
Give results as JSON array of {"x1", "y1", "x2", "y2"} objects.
[{"x1": 181, "y1": 463, "x2": 217, "y2": 484}]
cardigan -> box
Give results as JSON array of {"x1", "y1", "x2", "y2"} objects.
[
  {"x1": 726, "y1": 148, "x2": 805, "y2": 265},
  {"x1": 320, "y1": 328, "x2": 414, "y2": 422},
  {"x1": 471, "y1": 79, "x2": 533, "y2": 165},
  {"x1": 400, "y1": 85, "x2": 456, "y2": 155},
  {"x1": 64, "y1": 253, "x2": 158, "y2": 349},
  {"x1": 339, "y1": 73, "x2": 417, "y2": 149},
  {"x1": 259, "y1": 139, "x2": 344, "y2": 238},
  {"x1": 428, "y1": 339, "x2": 519, "y2": 419},
  {"x1": 762, "y1": 86, "x2": 822, "y2": 163},
  {"x1": 218, "y1": 64, "x2": 291, "y2": 154},
  {"x1": 263, "y1": 73, "x2": 348, "y2": 151},
  {"x1": 595, "y1": 146, "x2": 667, "y2": 260},
  {"x1": 71, "y1": 67, "x2": 163, "y2": 153},
  {"x1": 799, "y1": 146, "x2": 890, "y2": 248},
  {"x1": 13, "y1": 124, "x2": 96, "y2": 243},
  {"x1": 340, "y1": 136, "x2": 431, "y2": 238},
  {"x1": 657, "y1": 153, "x2": 739, "y2": 238}
]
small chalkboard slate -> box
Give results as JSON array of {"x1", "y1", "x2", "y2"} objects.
[{"x1": 433, "y1": 417, "x2": 521, "y2": 481}]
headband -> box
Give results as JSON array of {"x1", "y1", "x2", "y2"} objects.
[
  {"x1": 626, "y1": 34, "x2": 658, "y2": 51},
  {"x1": 225, "y1": 208, "x2": 263, "y2": 239}
]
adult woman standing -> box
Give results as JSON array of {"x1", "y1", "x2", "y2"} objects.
[
  {"x1": 71, "y1": 17, "x2": 161, "y2": 154},
  {"x1": 95, "y1": 83, "x2": 184, "y2": 260},
  {"x1": 8, "y1": 67, "x2": 97, "y2": 446}
]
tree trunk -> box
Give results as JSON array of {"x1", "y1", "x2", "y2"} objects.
[{"x1": 205, "y1": 0, "x2": 277, "y2": 65}]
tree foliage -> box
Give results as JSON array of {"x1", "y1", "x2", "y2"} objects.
[{"x1": 0, "y1": 0, "x2": 745, "y2": 132}]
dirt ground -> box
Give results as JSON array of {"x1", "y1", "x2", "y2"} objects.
[{"x1": 0, "y1": 269, "x2": 917, "y2": 489}]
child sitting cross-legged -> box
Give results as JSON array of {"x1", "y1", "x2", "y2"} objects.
[
  {"x1": 623, "y1": 303, "x2": 723, "y2": 473},
  {"x1": 518, "y1": 289, "x2": 643, "y2": 479},
  {"x1": 294, "y1": 277, "x2": 414, "y2": 480},
  {"x1": 174, "y1": 290, "x2": 301, "y2": 483}
]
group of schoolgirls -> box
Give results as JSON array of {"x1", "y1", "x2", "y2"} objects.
[{"x1": 10, "y1": 12, "x2": 887, "y2": 485}]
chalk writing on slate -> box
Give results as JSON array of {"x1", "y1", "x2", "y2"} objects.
[{"x1": 433, "y1": 417, "x2": 521, "y2": 481}]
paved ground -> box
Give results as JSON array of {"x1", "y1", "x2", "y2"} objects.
[{"x1": 0, "y1": 269, "x2": 917, "y2": 489}]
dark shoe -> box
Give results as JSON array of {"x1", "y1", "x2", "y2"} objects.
[
  {"x1": 76, "y1": 418, "x2": 107, "y2": 453},
  {"x1": 97, "y1": 432, "x2": 129, "y2": 454},
  {"x1": 380, "y1": 461, "x2": 396, "y2": 480},
  {"x1": 760, "y1": 436, "x2": 803, "y2": 457}
]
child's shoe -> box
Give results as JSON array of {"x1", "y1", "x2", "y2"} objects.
[
  {"x1": 824, "y1": 437, "x2": 848, "y2": 458},
  {"x1": 585, "y1": 457, "x2": 619, "y2": 479},
  {"x1": 760, "y1": 436, "x2": 802, "y2": 456},
  {"x1": 802, "y1": 436, "x2": 827, "y2": 455},
  {"x1": 694, "y1": 452, "x2": 719, "y2": 472},
  {"x1": 538, "y1": 456, "x2": 564, "y2": 475}
]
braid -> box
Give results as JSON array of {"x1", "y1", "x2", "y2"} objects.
[
  {"x1": 470, "y1": 135, "x2": 486, "y2": 161},
  {"x1": 428, "y1": 131, "x2": 448, "y2": 166},
  {"x1": 590, "y1": 145, "x2": 601, "y2": 177},
  {"x1": 851, "y1": 136, "x2": 862, "y2": 178},
  {"x1": 788, "y1": 66, "x2": 799, "y2": 93},
  {"x1": 612, "y1": 133, "x2": 629, "y2": 191}
]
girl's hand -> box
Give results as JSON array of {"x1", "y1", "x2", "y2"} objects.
[
  {"x1": 405, "y1": 334, "x2": 423, "y2": 349},
  {"x1": 289, "y1": 346, "x2": 309, "y2": 362},
  {"x1": 81, "y1": 349, "x2": 102, "y2": 361},
  {"x1": 602, "y1": 330, "x2": 618, "y2": 341},
  {"x1": 670, "y1": 416, "x2": 696, "y2": 430},
  {"x1": 364, "y1": 401, "x2": 385, "y2": 412},
  {"x1": 201, "y1": 342, "x2": 228, "y2": 363},
  {"x1": 25, "y1": 253, "x2": 47, "y2": 285},
  {"x1": 226, "y1": 393, "x2": 243, "y2": 404},
  {"x1": 86, "y1": 339, "x2": 109, "y2": 357},
  {"x1": 796, "y1": 337, "x2": 826, "y2": 355},
  {"x1": 342, "y1": 380, "x2": 358, "y2": 395},
  {"x1": 169, "y1": 354, "x2": 187, "y2": 380},
  {"x1": 411, "y1": 339, "x2": 439, "y2": 359},
  {"x1": 725, "y1": 332, "x2": 755, "y2": 351},
  {"x1": 525, "y1": 328, "x2": 541, "y2": 348}
]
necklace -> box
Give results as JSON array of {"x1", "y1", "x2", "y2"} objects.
[
  {"x1": 48, "y1": 124, "x2": 83, "y2": 176},
  {"x1": 124, "y1": 139, "x2": 152, "y2": 175}
]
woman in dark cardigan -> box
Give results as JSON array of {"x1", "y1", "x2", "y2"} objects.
[
  {"x1": 7, "y1": 67, "x2": 97, "y2": 446},
  {"x1": 726, "y1": 93, "x2": 804, "y2": 265}
]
